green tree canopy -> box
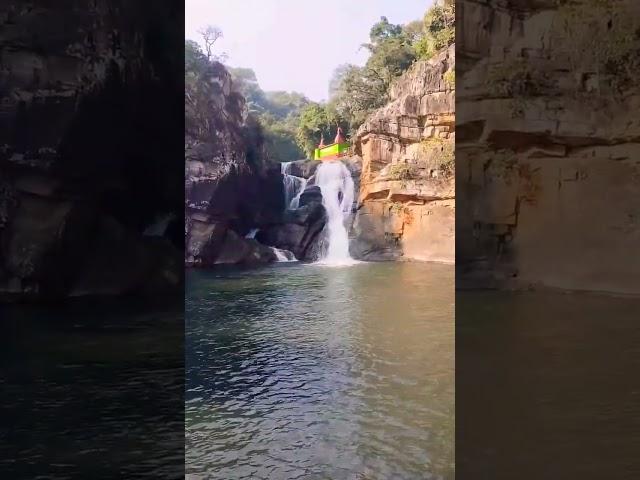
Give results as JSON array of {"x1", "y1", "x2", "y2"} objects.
[
  {"x1": 329, "y1": 16, "x2": 414, "y2": 131},
  {"x1": 415, "y1": 1, "x2": 455, "y2": 60},
  {"x1": 295, "y1": 103, "x2": 348, "y2": 158},
  {"x1": 326, "y1": 3, "x2": 454, "y2": 132}
]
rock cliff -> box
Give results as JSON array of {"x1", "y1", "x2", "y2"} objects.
[
  {"x1": 185, "y1": 61, "x2": 285, "y2": 266},
  {"x1": 351, "y1": 45, "x2": 455, "y2": 263},
  {"x1": 457, "y1": 0, "x2": 640, "y2": 294},
  {"x1": 0, "y1": 1, "x2": 183, "y2": 300}
]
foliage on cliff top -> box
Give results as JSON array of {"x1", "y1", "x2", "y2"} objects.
[
  {"x1": 228, "y1": 67, "x2": 308, "y2": 162},
  {"x1": 294, "y1": 103, "x2": 349, "y2": 159},
  {"x1": 187, "y1": 33, "x2": 311, "y2": 165},
  {"x1": 415, "y1": 1, "x2": 455, "y2": 61},
  {"x1": 551, "y1": 0, "x2": 640, "y2": 94},
  {"x1": 185, "y1": 39, "x2": 268, "y2": 170},
  {"x1": 329, "y1": 1, "x2": 455, "y2": 132}
]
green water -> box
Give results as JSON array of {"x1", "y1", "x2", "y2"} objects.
[
  {"x1": 456, "y1": 290, "x2": 640, "y2": 479},
  {"x1": 1, "y1": 297, "x2": 184, "y2": 477},
  {"x1": 186, "y1": 262, "x2": 454, "y2": 479}
]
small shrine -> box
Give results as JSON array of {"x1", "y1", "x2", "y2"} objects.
[{"x1": 313, "y1": 127, "x2": 350, "y2": 161}]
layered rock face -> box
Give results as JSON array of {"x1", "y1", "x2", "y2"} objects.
[
  {"x1": 351, "y1": 45, "x2": 455, "y2": 262},
  {"x1": 0, "y1": 2, "x2": 184, "y2": 300},
  {"x1": 457, "y1": 0, "x2": 640, "y2": 294},
  {"x1": 185, "y1": 62, "x2": 285, "y2": 266}
]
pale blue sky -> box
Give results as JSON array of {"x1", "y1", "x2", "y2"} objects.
[{"x1": 185, "y1": 0, "x2": 432, "y2": 101}]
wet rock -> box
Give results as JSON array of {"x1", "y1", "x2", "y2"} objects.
[
  {"x1": 298, "y1": 185, "x2": 323, "y2": 208},
  {"x1": 282, "y1": 159, "x2": 321, "y2": 178},
  {"x1": 257, "y1": 202, "x2": 327, "y2": 261},
  {"x1": 185, "y1": 215, "x2": 276, "y2": 266}
]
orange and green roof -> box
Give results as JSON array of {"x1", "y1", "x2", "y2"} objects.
[{"x1": 314, "y1": 127, "x2": 349, "y2": 161}]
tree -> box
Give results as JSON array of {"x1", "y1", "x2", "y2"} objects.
[
  {"x1": 328, "y1": 64, "x2": 352, "y2": 100},
  {"x1": 228, "y1": 67, "x2": 267, "y2": 113},
  {"x1": 197, "y1": 25, "x2": 223, "y2": 61},
  {"x1": 367, "y1": 16, "x2": 404, "y2": 47},
  {"x1": 185, "y1": 40, "x2": 207, "y2": 76},
  {"x1": 295, "y1": 103, "x2": 347, "y2": 158},
  {"x1": 264, "y1": 91, "x2": 309, "y2": 119},
  {"x1": 403, "y1": 20, "x2": 425, "y2": 45},
  {"x1": 328, "y1": 16, "x2": 415, "y2": 131},
  {"x1": 415, "y1": 1, "x2": 455, "y2": 60},
  {"x1": 330, "y1": 65, "x2": 386, "y2": 130}
]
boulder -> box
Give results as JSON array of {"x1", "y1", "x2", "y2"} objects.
[
  {"x1": 298, "y1": 185, "x2": 323, "y2": 208},
  {"x1": 257, "y1": 202, "x2": 327, "y2": 261},
  {"x1": 185, "y1": 217, "x2": 276, "y2": 266},
  {"x1": 282, "y1": 159, "x2": 321, "y2": 178}
]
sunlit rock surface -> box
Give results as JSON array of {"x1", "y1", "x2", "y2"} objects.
[
  {"x1": 351, "y1": 45, "x2": 455, "y2": 263},
  {"x1": 457, "y1": 0, "x2": 640, "y2": 294}
]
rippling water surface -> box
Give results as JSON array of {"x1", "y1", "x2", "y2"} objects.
[
  {"x1": 457, "y1": 290, "x2": 640, "y2": 479},
  {"x1": 186, "y1": 262, "x2": 454, "y2": 480},
  {"x1": 1, "y1": 297, "x2": 184, "y2": 478}
]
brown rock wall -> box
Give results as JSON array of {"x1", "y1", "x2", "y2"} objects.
[
  {"x1": 352, "y1": 45, "x2": 455, "y2": 262},
  {"x1": 457, "y1": 0, "x2": 640, "y2": 293}
]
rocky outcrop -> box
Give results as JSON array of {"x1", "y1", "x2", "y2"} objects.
[
  {"x1": 257, "y1": 201, "x2": 327, "y2": 260},
  {"x1": 0, "y1": 1, "x2": 184, "y2": 300},
  {"x1": 351, "y1": 45, "x2": 455, "y2": 263},
  {"x1": 457, "y1": 0, "x2": 640, "y2": 294},
  {"x1": 185, "y1": 61, "x2": 285, "y2": 266},
  {"x1": 255, "y1": 160, "x2": 328, "y2": 261},
  {"x1": 281, "y1": 159, "x2": 321, "y2": 179}
]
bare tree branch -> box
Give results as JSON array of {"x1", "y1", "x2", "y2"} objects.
[{"x1": 197, "y1": 25, "x2": 223, "y2": 61}]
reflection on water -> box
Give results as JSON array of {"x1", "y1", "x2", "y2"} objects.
[
  {"x1": 186, "y1": 262, "x2": 454, "y2": 479},
  {"x1": 0, "y1": 297, "x2": 184, "y2": 478},
  {"x1": 457, "y1": 290, "x2": 640, "y2": 480}
]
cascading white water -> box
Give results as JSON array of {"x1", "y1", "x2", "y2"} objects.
[
  {"x1": 270, "y1": 246, "x2": 297, "y2": 262},
  {"x1": 281, "y1": 162, "x2": 307, "y2": 209},
  {"x1": 315, "y1": 161, "x2": 356, "y2": 265},
  {"x1": 289, "y1": 177, "x2": 307, "y2": 209},
  {"x1": 245, "y1": 228, "x2": 259, "y2": 239},
  {"x1": 143, "y1": 213, "x2": 176, "y2": 237}
]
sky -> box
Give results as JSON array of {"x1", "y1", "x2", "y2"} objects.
[{"x1": 185, "y1": 0, "x2": 431, "y2": 102}]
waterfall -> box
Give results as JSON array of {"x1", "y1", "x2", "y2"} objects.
[
  {"x1": 315, "y1": 161, "x2": 356, "y2": 265},
  {"x1": 270, "y1": 246, "x2": 297, "y2": 262},
  {"x1": 245, "y1": 228, "x2": 259, "y2": 239},
  {"x1": 281, "y1": 162, "x2": 307, "y2": 209}
]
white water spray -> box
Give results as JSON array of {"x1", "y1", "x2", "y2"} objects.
[
  {"x1": 281, "y1": 162, "x2": 307, "y2": 209},
  {"x1": 271, "y1": 247, "x2": 297, "y2": 262},
  {"x1": 315, "y1": 161, "x2": 356, "y2": 265},
  {"x1": 245, "y1": 228, "x2": 259, "y2": 239}
]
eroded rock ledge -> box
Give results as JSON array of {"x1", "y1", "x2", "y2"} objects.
[{"x1": 457, "y1": 0, "x2": 640, "y2": 294}]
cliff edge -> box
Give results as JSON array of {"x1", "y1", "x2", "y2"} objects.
[{"x1": 351, "y1": 45, "x2": 455, "y2": 263}]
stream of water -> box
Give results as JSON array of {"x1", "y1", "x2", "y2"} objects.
[
  {"x1": 281, "y1": 162, "x2": 307, "y2": 210},
  {"x1": 315, "y1": 161, "x2": 355, "y2": 265},
  {"x1": 186, "y1": 262, "x2": 454, "y2": 479}
]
